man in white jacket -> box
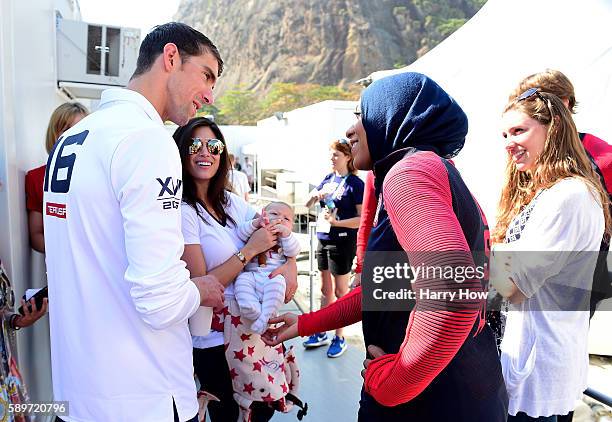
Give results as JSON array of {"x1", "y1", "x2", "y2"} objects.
[{"x1": 43, "y1": 23, "x2": 224, "y2": 422}]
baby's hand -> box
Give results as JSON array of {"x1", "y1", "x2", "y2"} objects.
[
  {"x1": 272, "y1": 222, "x2": 292, "y2": 238},
  {"x1": 253, "y1": 210, "x2": 270, "y2": 229}
]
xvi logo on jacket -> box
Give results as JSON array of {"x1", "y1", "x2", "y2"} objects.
[{"x1": 157, "y1": 177, "x2": 182, "y2": 210}]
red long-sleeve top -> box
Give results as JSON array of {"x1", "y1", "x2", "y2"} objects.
[
  {"x1": 355, "y1": 171, "x2": 377, "y2": 274},
  {"x1": 582, "y1": 133, "x2": 612, "y2": 196},
  {"x1": 298, "y1": 152, "x2": 483, "y2": 407}
]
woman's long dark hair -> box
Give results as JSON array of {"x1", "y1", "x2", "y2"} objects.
[{"x1": 173, "y1": 117, "x2": 235, "y2": 226}]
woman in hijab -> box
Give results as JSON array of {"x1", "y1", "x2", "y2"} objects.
[{"x1": 264, "y1": 72, "x2": 508, "y2": 421}]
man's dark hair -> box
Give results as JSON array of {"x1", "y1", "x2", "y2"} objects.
[{"x1": 132, "y1": 22, "x2": 223, "y2": 78}]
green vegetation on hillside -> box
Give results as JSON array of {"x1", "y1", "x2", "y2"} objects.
[
  {"x1": 198, "y1": 82, "x2": 361, "y2": 125},
  {"x1": 192, "y1": 0, "x2": 488, "y2": 125}
]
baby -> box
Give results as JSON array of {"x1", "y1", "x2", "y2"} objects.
[{"x1": 235, "y1": 201, "x2": 301, "y2": 333}]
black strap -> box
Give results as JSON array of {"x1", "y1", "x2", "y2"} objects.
[
  {"x1": 285, "y1": 393, "x2": 308, "y2": 420},
  {"x1": 584, "y1": 147, "x2": 607, "y2": 195}
]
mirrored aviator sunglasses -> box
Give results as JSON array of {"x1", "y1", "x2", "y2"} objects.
[{"x1": 189, "y1": 137, "x2": 225, "y2": 156}]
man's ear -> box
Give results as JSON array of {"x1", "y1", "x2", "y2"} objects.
[{"x1": 162, "y1": 43, "x2": 180, "y2": 71}]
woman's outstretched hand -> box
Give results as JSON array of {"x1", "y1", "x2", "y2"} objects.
[{"x1": 261, "y1": 312, "x2": 299, "y2": 346}]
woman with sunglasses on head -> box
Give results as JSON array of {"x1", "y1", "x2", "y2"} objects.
[
  {"x1": 506, "y1": 71, "x2": 612, "y2": 422},
  {"x1": 303, "y1": 139, "x2": 364, "y2": 358},
  {"x1": 265, "y1": 72, "x2": 508, "y2": 421},
  {"x1": 489, "y1": 71, "x2": 612, "y2": 336},
  {"x1": 512, "y1": 69, "x2": 612, "y2": 322},
  {"x1": 490, "y1": 89, "x2": 610, "y2": 422},
  {"x1": 173, "y1": 117, "x2": 297, "y2": 422},
  {"x1": 509, "y1": 70, "x2": 611, "y2": 201}
]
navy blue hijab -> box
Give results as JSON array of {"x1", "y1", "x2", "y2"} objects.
[{"x1": 361, "y1": 72, "x2": 468, "y2": 170}]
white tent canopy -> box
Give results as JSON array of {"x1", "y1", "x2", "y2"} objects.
[{"x1": 369, "y1": 0, "x2": 612, "y2": 224}]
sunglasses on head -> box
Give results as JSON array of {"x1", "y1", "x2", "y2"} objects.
[
  {"x1": 338, "y1": 138, "x2": 350, "y2": 145},
  {"x1": 516, "y1": 87, "x2": 554, "y2": 117},
  {"x1": 517, "y1": 87, "x2": 547, "y2": 103},
  {"x1": 189, "y1": 137, "x2": 225, "y2": 155}
]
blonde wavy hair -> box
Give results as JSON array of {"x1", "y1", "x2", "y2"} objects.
[
  {"x1": 45, "y1": 102, "x2": 89, "y2": 153},
  {"x1": 509, "y1": 69, "x2": 578, "y2": 114},
  {"x1": 492, "y1": 91, "x2": 611, "y2": 244}
]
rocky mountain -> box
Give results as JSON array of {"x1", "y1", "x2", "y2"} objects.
[{"x1": 174, "y1": 0, "x2": 485, "y2": 96}]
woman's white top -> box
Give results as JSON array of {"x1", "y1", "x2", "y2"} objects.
[
  {"x1": 500, "y1": 177, "x2": 604, "y2": 417},
  {"x1": 181, "y1": 192, "x2": 256, "y2": 349}
]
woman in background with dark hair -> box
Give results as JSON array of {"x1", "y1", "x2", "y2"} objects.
[{"x1": 174, "y1": 117, "x2": 297, "y2": 421}]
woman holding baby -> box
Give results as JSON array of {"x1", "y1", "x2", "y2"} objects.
[{"x1": 173, "y1": 117, "x2": 298, "y2": 421}]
